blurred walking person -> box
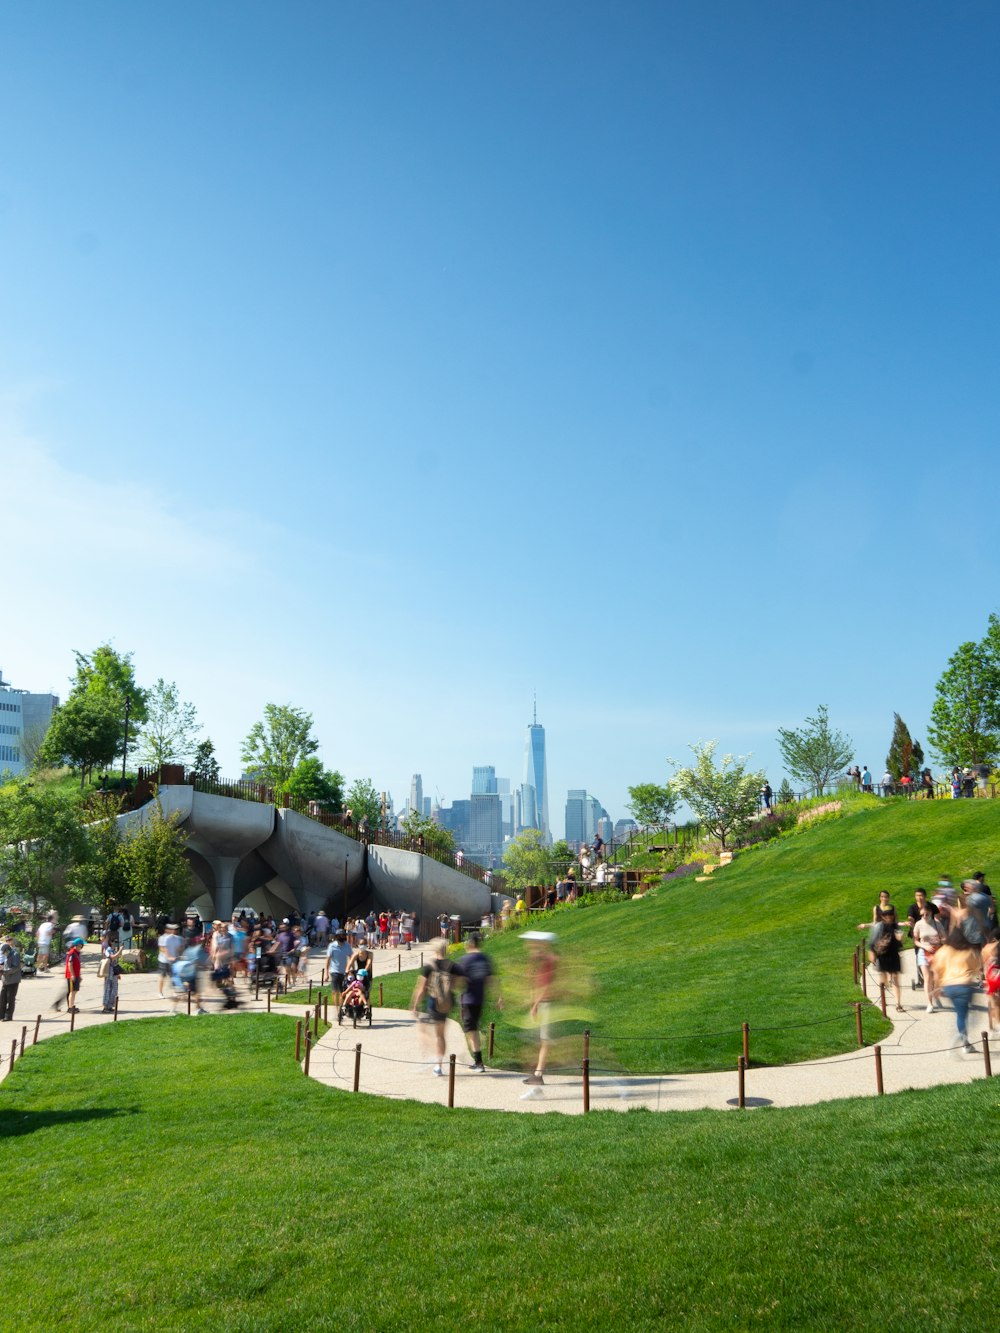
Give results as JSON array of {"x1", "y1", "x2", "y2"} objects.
[
  {"x1": 520, "y1": 931, "x2": 558, "y2": 1098},
  {"x1": 931, "y1": 929, "x2": 982, "y2": 1054}
]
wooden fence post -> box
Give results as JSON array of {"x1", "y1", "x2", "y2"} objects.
[
  {"x1": 33, "y1": 1014, "x2": 41, "y2": 1046},
  {"x1": 737, "y1": 1055, "x2": 746, "y2": 1108},
  {"x1": 448, "y1": 1053, "x2": 456, "y2": 1108},
  {"x1": 742, "y1": 1022, "x2": 750, "y2": 1066},
  {"x1": 983, "y1": 1032, "x2": 993, "y2": 1078},
  {"x1": 879, "y1": 984, "x2": 887, "y2": 1018},
  {"x1": 354, "y1": 1043, "x2": 362, "y2": 1092},
  {"x1": 874, "y1": 1044, "x2": 884, "y2": 1095},
  {"x1": 583, "y1": 1057, "x2": 590, "y2": 1112},
  {"x1": 855, "y1": 1002, "x2": 864, "y2": 1047},
  {"x1": 488, "y1": 1021, "x2": 495, "y2": 1061}
]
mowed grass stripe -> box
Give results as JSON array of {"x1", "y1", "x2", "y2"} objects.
[{"x1": 2, "y1": 1016, "x2": 998, "y2": 1330}]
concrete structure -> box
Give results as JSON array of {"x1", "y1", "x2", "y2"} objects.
[
  {"x1": 119, "y1": 785, "x2": 484, "y2": 924},
  {"x1": 367, "y1": 843, "x2": 490, "y2": 922}
]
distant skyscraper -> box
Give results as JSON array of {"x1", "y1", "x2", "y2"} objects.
[
  {"x1": 565, "y1": 789, "x2": 587, "y2": 847},
  {"x1": 522, "y1": 700, "x2": 549, "y2": 842},
  {"x1": 496, "y1": 777, "x2": 513, "y2": 840},
  {"x1": 472, "y1": 765, "x2": 497, "y2": 795},
  {"x1": 470, "y1": 792, "x2": 502, "y2": 850},
  {"x1": 518, "y1": 782, "x2": 537, "y2": 832},
  {"x1": 409, "y1": 773, "x2": 423, "y2": 816}
]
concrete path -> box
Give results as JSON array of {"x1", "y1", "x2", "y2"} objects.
[{"x1": 3, "y1": 945, "x2": 997, "y2": 1114}]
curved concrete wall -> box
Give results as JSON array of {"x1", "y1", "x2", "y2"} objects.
[
  {"x1": 257, "y1": 808, "x2": 367, "y2": 918},
  {"x1": 367, "y1": 845, "x2": 490, "y2": 922},
  {"x1": 116, "y1": 787, "x2": 487, "y2": 924}
]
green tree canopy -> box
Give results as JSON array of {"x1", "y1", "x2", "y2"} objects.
[
  {"x1": 345, "y1": 777, "x2": 381, "y2": 828},
  {"x1": 776, "y1": 705, "x2": 853, "y2": 795},
  {"x1": 626, "y1": 781, "x2": 678, "y2": 829},
  {"x1": 671, "y1": 741, "x2": 765, "y2": 850},
  {"x1": 503, "y1": 828, "x2": 554, "y2": 890},
  {"x1": 927, "y1": 636, "x2": 1000, "y2": 768},
  {"x1": 885, "y1": 713, "x2": 925, "y2": 781},
  {"x1": 67, "y1": 811, "x2": 131, "y2": 915},
  {"x1": 400, "y1": 809, "x2": 454, "y2": 861},
  {"x1": 138, "y1": 679, "x2": 201, "y2": 769},
  {"x1": 548, "y1": 839, "x2": 574, "y2": 879},
  {"x1": 39, "y1": 691, "x2": 122, "y2": 788},
  {"x1": 190, "y1": 739, "x2": 220, "y2": 782},
  {"x1": 0, "y1": 781, "x2": 89, "y2": 918},
  {"x1": 283, "y1": 757, "x2": 344, "y2": 809},
  {"x1": 241, "y1": 703, "x2": 319, "y2": 791},
  {"x1": 119, "y1": 797, "x2": 192, "y2": 923}
]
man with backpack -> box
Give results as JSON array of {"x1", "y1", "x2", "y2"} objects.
[
  {"x1": 0, "y1": 935, "x2": 22, "y2": 1021},
  {"x1": 411, "y1": 937, "x2": 458, "y2": 1076}
]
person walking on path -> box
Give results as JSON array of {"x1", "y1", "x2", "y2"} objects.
[
  {"x1": 325, "y1": 931, "x2": 352, "y2": 1009},
  {"x1": 453, "y1": 931, "x2": 502, "y2": 1071},
  {"x1": 36, "y1": 913, "x2": 57, "y2": 972},
  {"x1": 868, "y1": 908, "x2": 905, "y2": 1012},
  {"x1": 157, "y1": 923, "x2": 183, "y2": 996},
  {"x1": 913, "y1": 902, "x2": 946, "y2": 1012},
  {"x1": 931, "y1": 929, "x2": 982, "y2": 1054},
  {"x1": 99, "y1": 940, "x2": 123, "y2": 1013},
  {"x1": 520, "y1": 931, "x2": 558, "y2": 1098},
  {"x1": 0, "y1": 935, "x2": 22, "y2": 1021},
  {"x1": 411, "y1": 937, "x2": 458, "y2": 1076}
]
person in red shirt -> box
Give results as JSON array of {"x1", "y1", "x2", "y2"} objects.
[{"x1": 56, "y1": 940, "x2": 83, "y2": 1013}]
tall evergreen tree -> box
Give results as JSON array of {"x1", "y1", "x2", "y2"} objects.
[{"x1": 886, "y1": 713, "x2": 921, "y2": 780}]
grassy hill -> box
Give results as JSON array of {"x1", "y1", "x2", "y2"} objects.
[
  {"x1": 380, "y1": 796, "x2": 1000, "y2": 1072},
  {"x1": 3, "y1": 1016, "x2": 998, "y2": 1330}
]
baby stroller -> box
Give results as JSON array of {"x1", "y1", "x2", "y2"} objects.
[
  {"x1": 21, "y1": 946, "x2": 37, "y2": 978},
  {"x1": 338, "y1": 967, "x2": 372, "y2": 1028},
  {"x1": 211, "y1": 964, "x2": 241, "y2": 1010}
]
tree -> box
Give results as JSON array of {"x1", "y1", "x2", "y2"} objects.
[
  {"x1": 38, "y1": 691, "x2": 122, "y2": 788},
  {"x1": 626, "y1": 782, "x2": 678, "y2": 829},
  {"x1": 345, "y1": 777, "x2": 381, "y2": 828},
  {"x1": 776, "y1": 705, "x2": 853, "y2": 795},
  {"x1": 885, "y1": 713, "x2": 925, "y2": 781},
  {"x1": 927, "y1": 639, "x2": 1000, "y2": 767},
  {"x1": 241, "y1": 703, "x2": 319, "y2": 791},
  {"x1": 71, "y1": 645, "x2": 149, "y2": 775},
  {"x1": 400, "y1": 809, "x2": 454, "y2": 861},
  {"x1": 0, "y1": 781, "x2": 89, "y2": 918},
  {"x1": 776, "y1": 778, "x2": 795, "y2": 805},
  {"x1": 503, "y1": 828, "x2": 554, "y2": 890},
  {"x1": 671, "y1": 741, "x2": 765, "y2": 850},
  {"x1": 67, "y1": 812, "x2": 131, "y2": 915},
  {"x1": 190, "y1": 739, "x2": 220, "y2": 782},
  {"x1": 118, "y1": 797, "x2": 192, "y2": 923},
  {"x1": 283, "y1": 757, "x2": 344, "y2": 809},
  {"x1": 548, "y1": 839, "x2": 574, "y2": 879},
  {"x1": 138, "y1": 679, "x2": 201, "y2": 769}
]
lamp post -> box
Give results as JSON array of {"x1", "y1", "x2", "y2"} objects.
[{"x1": 121, "y1": 694, "x2": 131, "y2": 786}]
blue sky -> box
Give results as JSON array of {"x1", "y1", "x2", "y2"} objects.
[{"x1": 3, "y1": 2, "x2": 999, "y2": 833}]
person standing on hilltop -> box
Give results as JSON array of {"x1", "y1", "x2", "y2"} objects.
[{"x1": 861, "y1": 767, "x2": 873, "y2": 793}]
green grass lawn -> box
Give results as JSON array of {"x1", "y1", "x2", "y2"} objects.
[
  {"x1": 2, "y1": 1015, "x2": 998, "y2": 1331},
  {"x1": 376, "y1": 797, "x2": 1000, "y2": 1073}
]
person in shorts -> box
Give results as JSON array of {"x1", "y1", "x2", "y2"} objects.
[
  {"x1": 157, "y1": 923, "x2": 183, "y2": 996},
  {"x1": 326, "y1": 931, "x2": 352, "y2": 1007},
  {"x1": 520, "y1": 932, "x2": 558, "y2": 1097},
  {"x1": 57, "y1": 939, "x2": 83, "y2": 1012},
  {"x1": 411, "y1": 938, "x2": 458, "y2": 1076},
  {"x1": 453, "y1": 931, "x2": 501, "y2": 1070}
]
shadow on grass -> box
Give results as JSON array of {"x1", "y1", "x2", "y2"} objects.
[{"x1": 0, "y1": 1106, "x2": 140, "y2": 1138}]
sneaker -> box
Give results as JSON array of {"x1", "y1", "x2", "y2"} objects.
[
  {"x1": 926, "y1": 1005, "x2": 934, "y2": 1014},
  {"x1": 432, "y1": 1065, "x2": 443, "y2": 1076},
  {"x1": 965, "y1": 1042, "x2": 976, "y2": 1054},
  {"x1": 520, "y1": 1085, "x2": 543, "y2": 1099},
  {"x1": 471, "y1": 1060, "x2": 486, "y2": 1071},
  {"x1": 522, "y1": 1073, "x2": 544, "y2": 1085}
]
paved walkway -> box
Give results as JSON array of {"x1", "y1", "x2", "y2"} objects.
[{"x1": 3, "y1": 945, "x2": 997, "y2": 1113}]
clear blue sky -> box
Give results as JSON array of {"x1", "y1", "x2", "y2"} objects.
[{"x1": 3, "y1": 2, "x2": 999, "y2": 833}]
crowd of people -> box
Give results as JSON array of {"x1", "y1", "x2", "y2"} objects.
[{"x1": 862, "y1": 874, "x2": 1000, "y2": 1051}]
